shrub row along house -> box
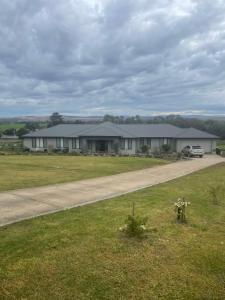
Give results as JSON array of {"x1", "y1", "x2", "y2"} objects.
[{"x1": 23, "y1": 122, "x2": 218, "y2": 154}]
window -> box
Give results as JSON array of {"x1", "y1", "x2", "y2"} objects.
[
  {"x1": 43, "y1": 138, "x2": 47, "y2": 148},
  {"x1": 32, "y1": 138, "x2": 36, "y2": 148},
  {"x1": 72, "y1": 138, "x2": 77, "y2": 149},
  {"x1": 56, "y1": 138, "x2": 61, "y2": 148},
  {"x1": 36, "y1": 138, "x2": 43, "y2": 148},
  {"x1": 128, "y1": 139, "x2": 132, "y2": 150},
  {"x1": 87, "y1": 140, "x2": 92, "y2": 150},
  {"x1": 63, "y1": 138, "x2": 69, "y2": 148},
  {"x1": 147, "y1": 138, "x2": 151, "y2": 148},
  {"x1": 120, "y1": 139, "x2": 125, "y2": 150},
  {"x1": 163, "y1": 138, "x2": 168, "y2": 144},
  {"x1": 140, "y1": 138, "x2": 144, "y2": 147}
]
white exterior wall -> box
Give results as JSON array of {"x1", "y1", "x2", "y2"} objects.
[
  {"x1": 47, "y1": 138, "x2": 56, "y2": 149},
  {"x1": 176, "y1": 139, "x2": 217, "y2": 153},
  {"x1": 150, "y1": 139, "x2": 161, "y2": 152},
  {"x1": 23, "y1": 138, "x2": 32, "y2": 149}
]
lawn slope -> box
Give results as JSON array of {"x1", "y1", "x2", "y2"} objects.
[{"x1": 0, "y1": 163, "x2": 225, "y2": 299}]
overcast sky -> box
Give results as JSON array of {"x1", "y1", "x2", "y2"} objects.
[{"x1": 1, "y1": 0, "x2": 225, "y2": 116}]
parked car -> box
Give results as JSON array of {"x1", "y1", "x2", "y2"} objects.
[{"x1": 182, "y1": 145, "x2": 204, "y2": 157}]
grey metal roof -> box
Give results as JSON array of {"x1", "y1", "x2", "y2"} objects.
[
  {"x1": 119, "y1": 124, "x2": 182, "y2": 138},
  {"x1": 174, "y1": 127, "x2": 219, "y2": 139},
  {"x1": 23, "y1": 122, "x2": 219, "y2": 139}
]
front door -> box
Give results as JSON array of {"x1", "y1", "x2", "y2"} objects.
[{"x1": 96, "y1": 140, "x2": 108, "y2": 152}]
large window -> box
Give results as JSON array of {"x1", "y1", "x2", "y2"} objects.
[
  {"x1": 43, "y1": 138, "x2": 47, "y2": 148},
  {"x1": 163, "y1": 138, "x2": 168, "y2": 145},
  {"x1": 120, "y1": 139, "x2": 125, "y2": 150},
  {"x1": 128, "y1": 139, "x2": 132, "y2": 150},
  {"x1": 72, "y1": 138, "x2": 77, "y2": 149},
  {"x1": 140, "y1": 138, "x2": 144, "y2": 147},
  {"x1": 63, "y1": 138, "x2": 69, "y2": 148},
  {"x1": 56, "y1": 138, "x2": 62, "y2": 148},
  {"x1": 32, "y1": 138, "x2": 36, "y2": 148},
  {"x1": 147, "y1": 138, "x2": 151, "y2": 148},
  {"x1": 56, "y1": 138, "x2": 69, "y2": 148},
  {"x1": 35, "y1": 138, "x2": 44, "y2": 148},
  {"x1": 87, "y1": 140, "x2": 92, "y2": 150}
]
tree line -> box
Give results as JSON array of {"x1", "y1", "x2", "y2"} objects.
[
  {"x1": 103, "y1": 114, "x2": 225, "y2": 138},
  {"x1": 1, "y1": 112, "x2": 225, "y2": 139}
]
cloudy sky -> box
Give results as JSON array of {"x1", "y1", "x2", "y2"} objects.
[{"x1": 1, "y1": 0, "x2": 225, "y2": 116}]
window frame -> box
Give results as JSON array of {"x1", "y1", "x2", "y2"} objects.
[
  {"x1": 140, "y1": 138, "x2": 144, "y2": 147},
  {"x1": 87, "y1": 140, "x2": 92, "y2": 150},
  {"x1": 163, "y1": 138, "x2": 168, "y2": 145},
  {"x1": 56, "y1": 138, "x2": 62, "y2": 148},
  {"x1": 32, "y1": 138, "x2": 36, "y2": 148},
  {"x1": 120, "y1": 138, "x2": 125, "y2": 150},
  {"x1": 127, "y1": 138, "x2": 132, "y2": 150},
  {"x1": 147, "y1": 138, "x2": 151, "y2": 148},
  {"x1": 63, "y1": 138, "x2": 69, "y2": 148},
  {"x1": 72, "y1": 138, "x2": 77, "y2": 149},
  {"x1": 43, "y1": 138, "x2": 47, "y2": 148}
]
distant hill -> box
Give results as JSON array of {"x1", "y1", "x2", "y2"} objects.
[{"x1": 0, "y1": 114, "x2": 225, "y2": 123}]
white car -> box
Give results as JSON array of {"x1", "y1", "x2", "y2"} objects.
[{"x1": 182, "y1": 145, "x2": 204, "y2": 157}]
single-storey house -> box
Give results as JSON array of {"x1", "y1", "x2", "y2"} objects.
[{"x1": 23, "y1": 122, "x2": 219, "y2": 154}]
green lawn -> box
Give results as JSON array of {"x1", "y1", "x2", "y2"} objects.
[
  {"x1": 0, "y1": 164, "x2": 225, "y2": 299},
  {"x1": 0, "y1": 155, "x2": 168, "y2": 191},
  {"x1": 0, "y1": 123, "x2": 25, "y2": 131},
  {"x1": 217, "y1": 140, "x2": 225, "y2": 150}
]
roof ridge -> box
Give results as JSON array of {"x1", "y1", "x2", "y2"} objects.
[
  {"x1": 67, "y1": 123, "x2": 99, "y2": 137},
  {"x1": 112, "y1": 123, "x2": 137, "y2": 137}
]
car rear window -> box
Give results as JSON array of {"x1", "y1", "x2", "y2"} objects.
[{"x1": 192, "y1": 146, "x2": 202, "y2": 149}]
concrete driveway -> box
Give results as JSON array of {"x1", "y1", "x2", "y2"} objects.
[{"x1": 0, "y1": 155, "x2": 224, "y2": 227}]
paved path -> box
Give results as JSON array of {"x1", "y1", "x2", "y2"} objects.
[{"x1": 0, "y1": 155, "x2": 224, "y2": 227}]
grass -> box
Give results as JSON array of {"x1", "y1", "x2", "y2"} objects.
[
  {"x1": 0, "y1": 163, "x2": 225, "y2": 299},
  {"x1": 217, "y1": 140, "x2": 225, "y2": 150},
  {"x1": 0, "y1": 155, "x2": 168, "y2": 191},
  {"x1": 0, "y1": 123, "x2": 25, "y2": 131}
]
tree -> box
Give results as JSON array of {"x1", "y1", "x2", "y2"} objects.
[
  {"x1": 49, "y1": 112, "x2": 63, "y2": 126},
  {"x1": 17, "y1": 127, "x2": 29, "y2": 138},
  {"x1": 25, "y1": 122, "x2": 40, "y2": 131},
  {"x1": 3, "y1": 128, "x2": 16, "y2": 136}
]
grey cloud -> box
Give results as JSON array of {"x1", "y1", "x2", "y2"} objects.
[{"x1": 0, "y1": 0, "x2": 225, "y2": 116}]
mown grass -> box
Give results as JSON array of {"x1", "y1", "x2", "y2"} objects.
[
  {"x1": 0, "y1": 164, "x2": 225, "y2": 299},
  {"x1": 0, "y1": 155, "x2": 168, "y2": 191}
]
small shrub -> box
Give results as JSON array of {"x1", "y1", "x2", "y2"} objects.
[
  {"x1": 176, "y1": 152, "x2": 184, "y2": 160},
  {"x1": 161, "y1": 144, "x2": 171, "y2": 153},
  {"x1": 141, "y1": 145, "x2": 149, "y2": 154},
  {"x1": 62, "y1": 148, "x2": 69, "y2": 153},
  {"x1": 208, "y1": 185, "x2": 224, "y2": 205},
  {"x1": 119, "y1": 202, "x2": 148, "y2": 238},
  {"x1": 174, "y1": 197, "x2": 190, "y2": 223}
]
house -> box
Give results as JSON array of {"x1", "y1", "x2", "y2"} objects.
[{"x1": 23, "y1": 122, "x2": 219, "y2": 154}]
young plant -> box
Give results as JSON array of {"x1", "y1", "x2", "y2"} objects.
[
  {"x1": 174, "y1": 197, "x2": 190, "y2": 223},
  {"x1": 119, "y1": 202, "x2": 148, "y2": 238},
  {"x1": 208, "y1": 185, "x2": 224, "y2": 205},
  {"x1": 141, "y1": 145, "x2": 149, "y2": 154}
]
